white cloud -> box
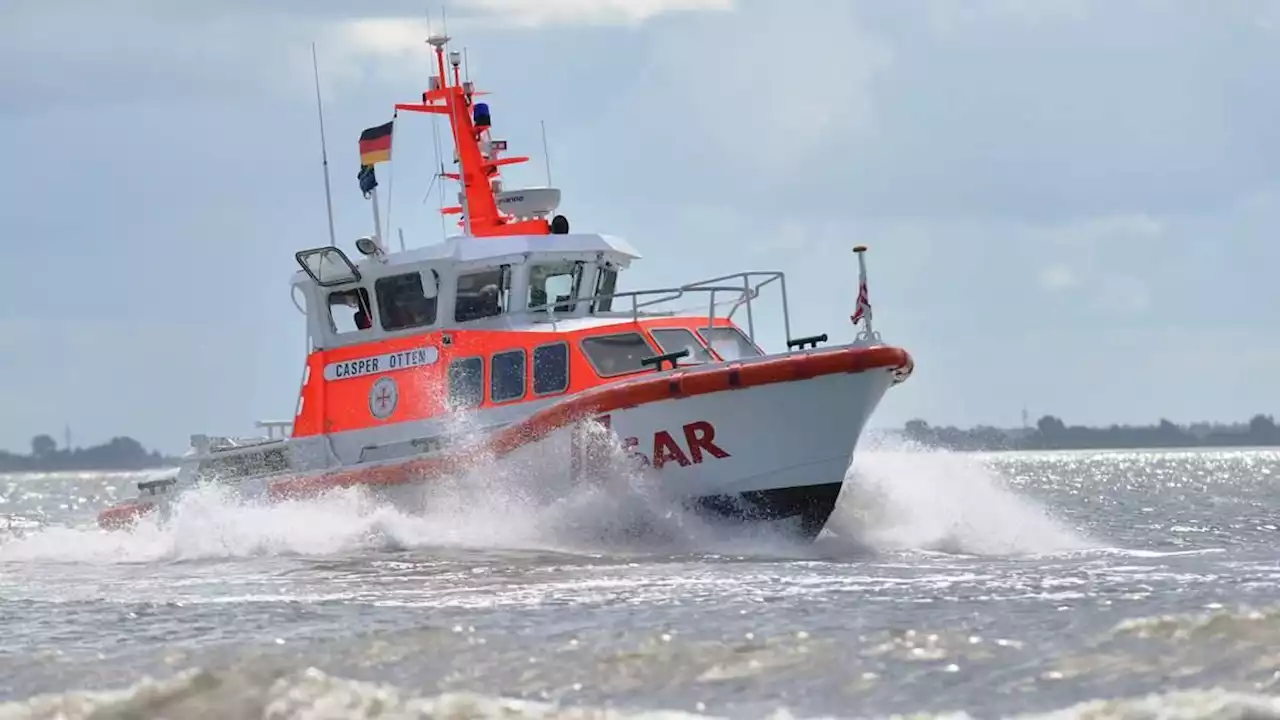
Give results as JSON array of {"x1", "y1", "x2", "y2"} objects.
[
  {"x1": 925, "y1": 0, "x2": 1090, "y2": 35},
  {"x1": 336, "y1": 18, "x2": 433, "y2": 58},
  {"x1": 1045, "y1": 213, "x2": 1165, "y2": 249},
  {"x1": 638, "y1": 2, "x2": 893, "y2": 177},
  {"x1": 1033, "y1": 213, "x2": 1163, "y2": 312},
  {"x1": 1092, "y1": 274, "x2": 1152, "y2": 315},
  {"x1": 469, "y1": 0, "x2": 732, "y2": 27},
  {"x1": 1039, "y1": 264, "x2": 1078, "y2": 291}
]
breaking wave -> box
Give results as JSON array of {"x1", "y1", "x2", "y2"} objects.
[
  {"x1": 0, "y1": 423, "x2": 815, "y2": 564},
  {"x1": 828, "y1": 435, "x2": 1095, "y2": 556},
  {"x1": 2, "y1": 664, "x2": 1278, "y2": 720}
]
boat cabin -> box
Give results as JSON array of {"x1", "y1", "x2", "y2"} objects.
[{"x1": 293, "y1": 231, "x2": 639, "y2": 343}]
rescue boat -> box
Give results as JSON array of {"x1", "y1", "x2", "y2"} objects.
[{"x1": 97, "y1": 33, "x2": 914, "y2": 540}]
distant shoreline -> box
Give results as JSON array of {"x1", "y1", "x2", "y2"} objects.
[
  {"x1": 1, "y1": 435, "x2": 178, "y2": 474},
  {"x1": 889, "y1": 413, "x2": 1280, "y2": 453},
  {"x1": 5, "y1": 413, "x2": 1278, "y2": 471}
]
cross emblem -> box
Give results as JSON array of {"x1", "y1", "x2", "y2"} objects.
[{"x1": 369, "y1": 378, "x2": 398, "y2": 419}]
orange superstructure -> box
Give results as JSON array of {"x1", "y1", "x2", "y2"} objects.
[
  {"x1": 292, "y1": 316, "x2": 754, "y2": 437},
  {"x1": 394, "y1": 35, "x2": 550, "y2": 238}
]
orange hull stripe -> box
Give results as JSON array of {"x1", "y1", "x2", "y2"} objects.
[
  {"x1": 97, "y1": 500, "x2": 155, "y2": 529},
  {"x1": 268, "y1": 344, "x2": 912, "y2": 500}
]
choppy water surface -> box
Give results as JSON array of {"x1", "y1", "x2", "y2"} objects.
[{"x1": 1, "y1": 444, "x2": 1278, "y2": 719}]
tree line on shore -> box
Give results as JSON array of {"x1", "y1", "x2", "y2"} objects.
[
  {"x1": 898, "y1": 414, "x2": 1280, "y2": 452},
  {"x1": 4, "y1": 414, "x2": 1280, "y2": 471},
  {"x1": 0, "y1": 434, "x2": 176, "y2": 472}
]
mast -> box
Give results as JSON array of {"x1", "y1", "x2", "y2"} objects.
[{"x1": 393, "y1": 34, "x2": 553, "y2": 238}]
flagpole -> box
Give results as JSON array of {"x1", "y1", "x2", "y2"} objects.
[
  {"x1": 311, "y1": 42, "x2": 338, "y2": 248},
  {"x1": 385, "y1": 112, "x2": 401, "y2": 251},
  {"x1": 369, "y1": 185, "x2": 385, "y2": 251},
  {"x1": 852, "y1": 245, "x2": 875, "y2": 339}
]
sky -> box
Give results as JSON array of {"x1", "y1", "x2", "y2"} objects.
[{"x1": 1, "y1": 0, "x2": 1278, "y2": 454}]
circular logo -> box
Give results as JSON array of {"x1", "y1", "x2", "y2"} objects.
[{"x1": 368, "y1": 377, "x2": 399, "y2": 420}]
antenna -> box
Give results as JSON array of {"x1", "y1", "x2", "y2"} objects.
[
  {"x1": 311, "y1": 42, "x2": 338, "y2": 248},
  {"x1": 540, "y1": 119, "x2": 553, "y2": 186},
  {"x1": 385, "y1": 111, "x2": 398, "y2": 249}
]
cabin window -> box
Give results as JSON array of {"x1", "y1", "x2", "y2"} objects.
[
  {"x1": 328, "y1": 287, "x2": 373, "y2": 334},
  {"x1": 375, "y1": 271, "x2": 438, "y2": 332},
  {"x1": 581, "y1": 332, "x2": 657, "y2": 378},
  {"x1": 698, "y1": 326, "x2": 763, "y2": 360},
  {"x1": 455, "y1": 266, "x2": 510, "y2": 322},
  {"x1": 649, "y1": 328, "x2": 714, "y2": 364},
  {"x1": 532, "y1": 342, "x2": 570, "y2": 395},
  {"x1": 448, "y1": 357, "x2": 484, "y2": 409},
  {"x1": 490, "y1": 349, "x2": 527, "y2": 403},
  {"x1": 592, "y1": 266, "x2": 618, "y2": 313},
  {"x1": 528, "y1": 260, "x2": 583, "y2": 313}
]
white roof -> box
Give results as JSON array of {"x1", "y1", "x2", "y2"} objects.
[{"x1": 291, "y1": 232, "x2": 642, "y2": 286}]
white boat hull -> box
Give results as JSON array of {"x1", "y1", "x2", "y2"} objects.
[{"x1": 450, "y1": 363, "x2": 900, "y2": 538}]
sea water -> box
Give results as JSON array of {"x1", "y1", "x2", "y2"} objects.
[{"x1": 0, "y1": 442, "x2": 1278, "y2": 719}]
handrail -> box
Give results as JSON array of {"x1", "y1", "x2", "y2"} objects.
[{"x1": 515, "y1": 270, "x2": 792, "y2": 347}]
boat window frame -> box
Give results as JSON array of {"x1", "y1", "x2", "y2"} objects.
[
  {"x1": 447, "y1": 356, "x2": 485, "y2": 410},
  {"x1": 296, "y1": 246, "x2": 361, "y2": 287},
  {"x1": 527, "y1": 260, "x2": 585, "y2": 313},
  {"x1": 326, "y1": 286, "x2": 374, "y2": 336},
  {"x1": 591, "y1": 265, "x2": 618, "y2": 313},
  {"x1": 648, "y1": 327, "x2": 715, "y2": 364},
  {"x1": 374, "y1": 269, "x2": 440, "y2": 333},
  {"x1": 696, "y1": 325, "x2": 764, "y2": 360},
  {"x1": 579, "y1": 331, "x2": 660, "y2": 379},
  {"x1": 454, "y1": 265, "x2": 511, "y2": 323},
  {"x1": 532, "y1": 341, "x2": 571, "y2": 396},
  {"x1": 489, "y1": 348, "x2": 528, "y2": 404}
]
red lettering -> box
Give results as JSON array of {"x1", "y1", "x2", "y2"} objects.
[
  {"x1": 651, "y1": 430, "x2": 691, "y2": 469},
  {"x1": 595, "y1": 420, "x2": 729, "y2": 473},
  {"x1": 623, "y1": 436, "x2": 650, "y2": 467},
  {"x1": 682, "y1": 421, "x2": 730, "y2": 463}
]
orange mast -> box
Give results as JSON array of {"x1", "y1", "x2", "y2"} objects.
[{"x1": 394, "y1": 34, "x2": 551, "y2": 238}]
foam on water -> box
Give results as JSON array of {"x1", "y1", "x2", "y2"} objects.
[
  {"x1": 1, "y1": 664, "x2": 1278, "y2": 720},
  {"x1": 831, "y1": 435, "x2": 1096, "y2": 556},
  {"x1": 0, "y1": 429, "x2": 1095, "y2": 565},
  {"x1": 0, "y1": 423, "x2": 817, "y2": 564}
]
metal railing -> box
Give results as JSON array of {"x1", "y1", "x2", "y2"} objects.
[{"x1": 519, "y1": 271, "x2": 792, "y2": 348}]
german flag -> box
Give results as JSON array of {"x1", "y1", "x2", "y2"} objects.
[{"x1": 358, "y1": 121, "x2": 393, "y2": 166}]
